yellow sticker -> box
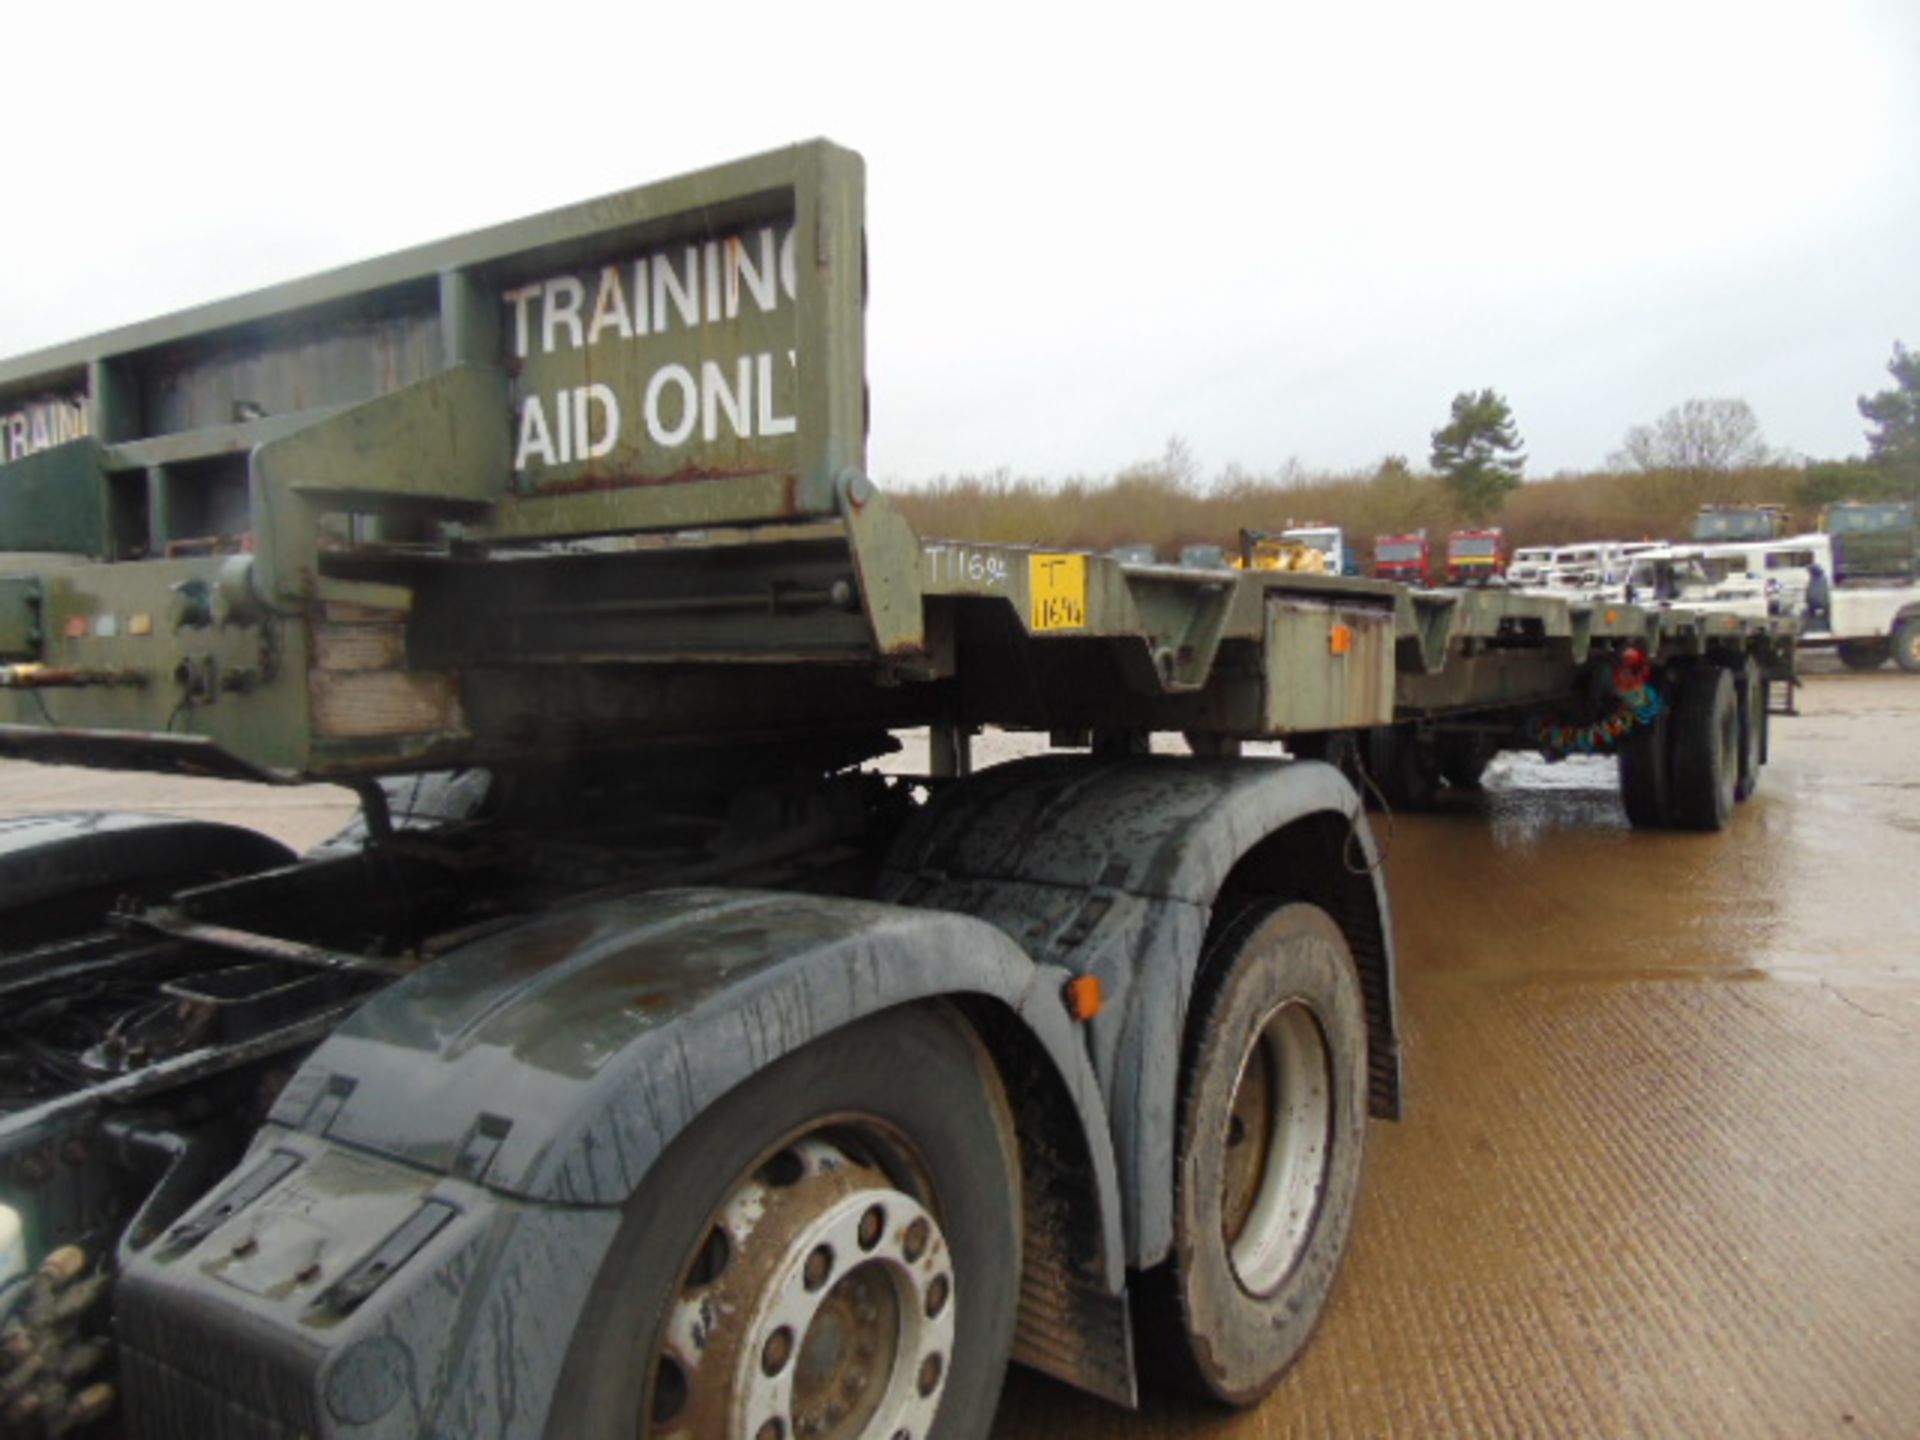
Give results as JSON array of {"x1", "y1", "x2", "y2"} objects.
[{"x1": 1030, "y1": 554, "x2": 1088, "y2": 632}]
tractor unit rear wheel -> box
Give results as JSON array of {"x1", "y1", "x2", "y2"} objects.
[{"x1": 1139, "y1": 901, "x2": 1369, "y2": 1407}]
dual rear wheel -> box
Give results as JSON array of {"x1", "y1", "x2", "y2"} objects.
[
  {"x1": 1141, "y1": 901, "x2": 1369, "y2": 1405},
  {"x1": 1620, "y1": 661, "x2": 1762, "y2": 831}
]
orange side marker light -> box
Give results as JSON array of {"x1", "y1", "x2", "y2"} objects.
[{"x1": 1064, "y1": 975, "x2": 1104, "y2": 1022}]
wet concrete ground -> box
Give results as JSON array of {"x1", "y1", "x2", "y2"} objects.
[
  {"x1": 993, "y1": 669, "x2": 1920, "y2": 1438},
  {"x1": 2, "y1": 671, "x2": 1914, "y2": 1437}
]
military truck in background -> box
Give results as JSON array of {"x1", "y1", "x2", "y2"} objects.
[
  {"x1": 0, "y1": 141, "x2": 1796, "y2": 1440},
  {"x1": 1823, "y1": 500, "x2": 1917, "y2": 586},
  {"x1": 1692, "y1": 503, "x2": 1792, "y2": 543},
  {"x1": 1807, "y1": 503, "x2": 1920, "y2": 671}
]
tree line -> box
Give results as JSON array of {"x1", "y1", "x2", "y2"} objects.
[
  {"x1": 890, "y1": 342, "x2": 1918, "y2": 559},
  {"x1": 1425, "y1": 340, "x2": 1918, "y2": 521}
]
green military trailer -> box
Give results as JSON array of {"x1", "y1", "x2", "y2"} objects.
[{"x1": 0, "y1": 142, "x2": 1792, "y2": 1439}]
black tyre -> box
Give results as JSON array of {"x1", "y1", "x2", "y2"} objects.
[
  {"x1": 545, "y1": 1005, "x2": 1020, "y2": 1440},
  {"x1": 1836, "y1": 639, "x2": 1889, "y2": 671},
  {"x1": 1733, "y1": 659, "x2": 1765, "y2": 803},
  {"x1": 1892, "y1": 618, "x2": 1920, "y2": 674},
  {"x1": 1436, "y1": 733, "x2": 1497, "y2": 791},
  {"x1": 1365, "y1": 725, "x2": 1441, "y2": 811},
  {"x1": 1670, "y1": 666, "x2": 1739, "y2": 832},
  {"x1": 1617, "y1": 700, "x2": 1673, "y2": 830},
  {"x1": 1142, "y1": 902, "x2": 1369, "y2": 1406}
]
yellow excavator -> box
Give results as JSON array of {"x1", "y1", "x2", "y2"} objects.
[{"x1": 1231, "y1": 527, "x2": 1331, "y2": 574}]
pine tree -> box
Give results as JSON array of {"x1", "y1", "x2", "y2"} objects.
[
  {"x1": 1429, "y1": 389, "x2": 1526, "y2": 521},
  {"x1": 1859, "y1": 342, "x2": 1920, "y2": 496}
]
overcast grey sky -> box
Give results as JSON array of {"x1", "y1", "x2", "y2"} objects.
[{"x1": 2, "y1": 0, "x2": 1914, "y2": 483}]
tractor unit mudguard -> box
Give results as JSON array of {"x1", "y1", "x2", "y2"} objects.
[
  {"x1": 878, "y1": 754, "x2": 1402, "y2": 1269},
  {"x1": 115, "y1": 886, "x2": 1126, "y2": 1438}
]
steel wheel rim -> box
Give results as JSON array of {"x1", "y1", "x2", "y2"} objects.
[
  {"x1": 652, "y1": 1136, "x2": 956, "y2": 1440},
  {"x1": 1221, "y1": 999, "x2": 1333, "y2": 1297}
]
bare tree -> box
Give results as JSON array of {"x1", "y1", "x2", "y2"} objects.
[{"x1": 1608, "y1": 398, "x2": 1776, "y2": 473}]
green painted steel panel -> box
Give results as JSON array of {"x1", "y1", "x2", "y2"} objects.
[{"x1": 0, "y1": 439, "x2": 110, "y2": 555}]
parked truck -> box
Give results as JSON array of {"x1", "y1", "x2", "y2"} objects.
[
  {"x1": 1822, "y1": 500, "x2": 1917, "y2": 586},
  {"x1": 1692, "y1": 504, "x2": 1791, "y2": 543},
  {"x1": 1372, "y1": 531, "x2": 1431, "y2": 586},
  {"x1": 1277, "y1": 523, "x2": 1357, "y2": 577},
  {"x1": 0, "y1": 142, "x2": 1796, "y2": 1440},
  {"x1": 1443, "y1": 527, "x2": 1506, "y2": 584}
]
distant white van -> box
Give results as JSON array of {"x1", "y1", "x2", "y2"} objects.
[
  {"x1": 1507, "y1": 546, "x2": 1556, "y2": 586},
  {"x1": 1545, "y1": 542, "x2": 1644, "y2": 593}
]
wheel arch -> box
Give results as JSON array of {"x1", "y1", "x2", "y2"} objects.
[
  {"x1": 878, "y1": 754, "x2": 1401, "y2": 1273},
  {"x1": 270, "y1": 888, "x2": 1124, "y2": 1249},
  {"x1": 127, "y1": 889, "x2": 1134, "y2": 1434}
]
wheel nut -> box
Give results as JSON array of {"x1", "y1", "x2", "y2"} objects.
[
  {"x1": 902, "y1": 1218, "x2": 930, "y2": 1263},
  {"x1": 858, "y1": 1204, "x2": 886, "y2": 1250},
  {"x1": 917, "y1": 1352, "x2": 944, "y2": 1397},
  {"x1": 761, "y1": 1326, "x2": 794, "y2": 1377},
  {"x1": 803, "y1": 1244, "x2": 834, "y2": 1291},
  {"x1": 925, "y1": 1274, "x2": 951, "y2": 1318}
]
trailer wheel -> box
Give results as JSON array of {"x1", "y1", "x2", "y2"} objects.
[
  {"x1": 1892, "y1": 618, "x2": 1920, "y2": 674},
  {"x1": 1836, "y1": 639, "x2": 1889, "y2": 671},
  {"x1": 1733, "y1": 659, "x2": 1765, "y2": 803},
  {"x1": 1143, "y1": 901, "x2": 1368, "y2": 1406},
  {"x1": 1436, "y1": 733, "x2": 1497, "y2": 791},
  {"x1": 1669, "y1": 666, "x2": 1738, "y2": 832},
  {"x1": 1617, "y1": 702, "x2": 1673, "y2": 829},
  {"x1": 1366, "y1": 726, "x2": 1441, "y2": 811},
  {"x1": 545, "y1": 1005, "x2": 1019, "y2": 1440}
]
